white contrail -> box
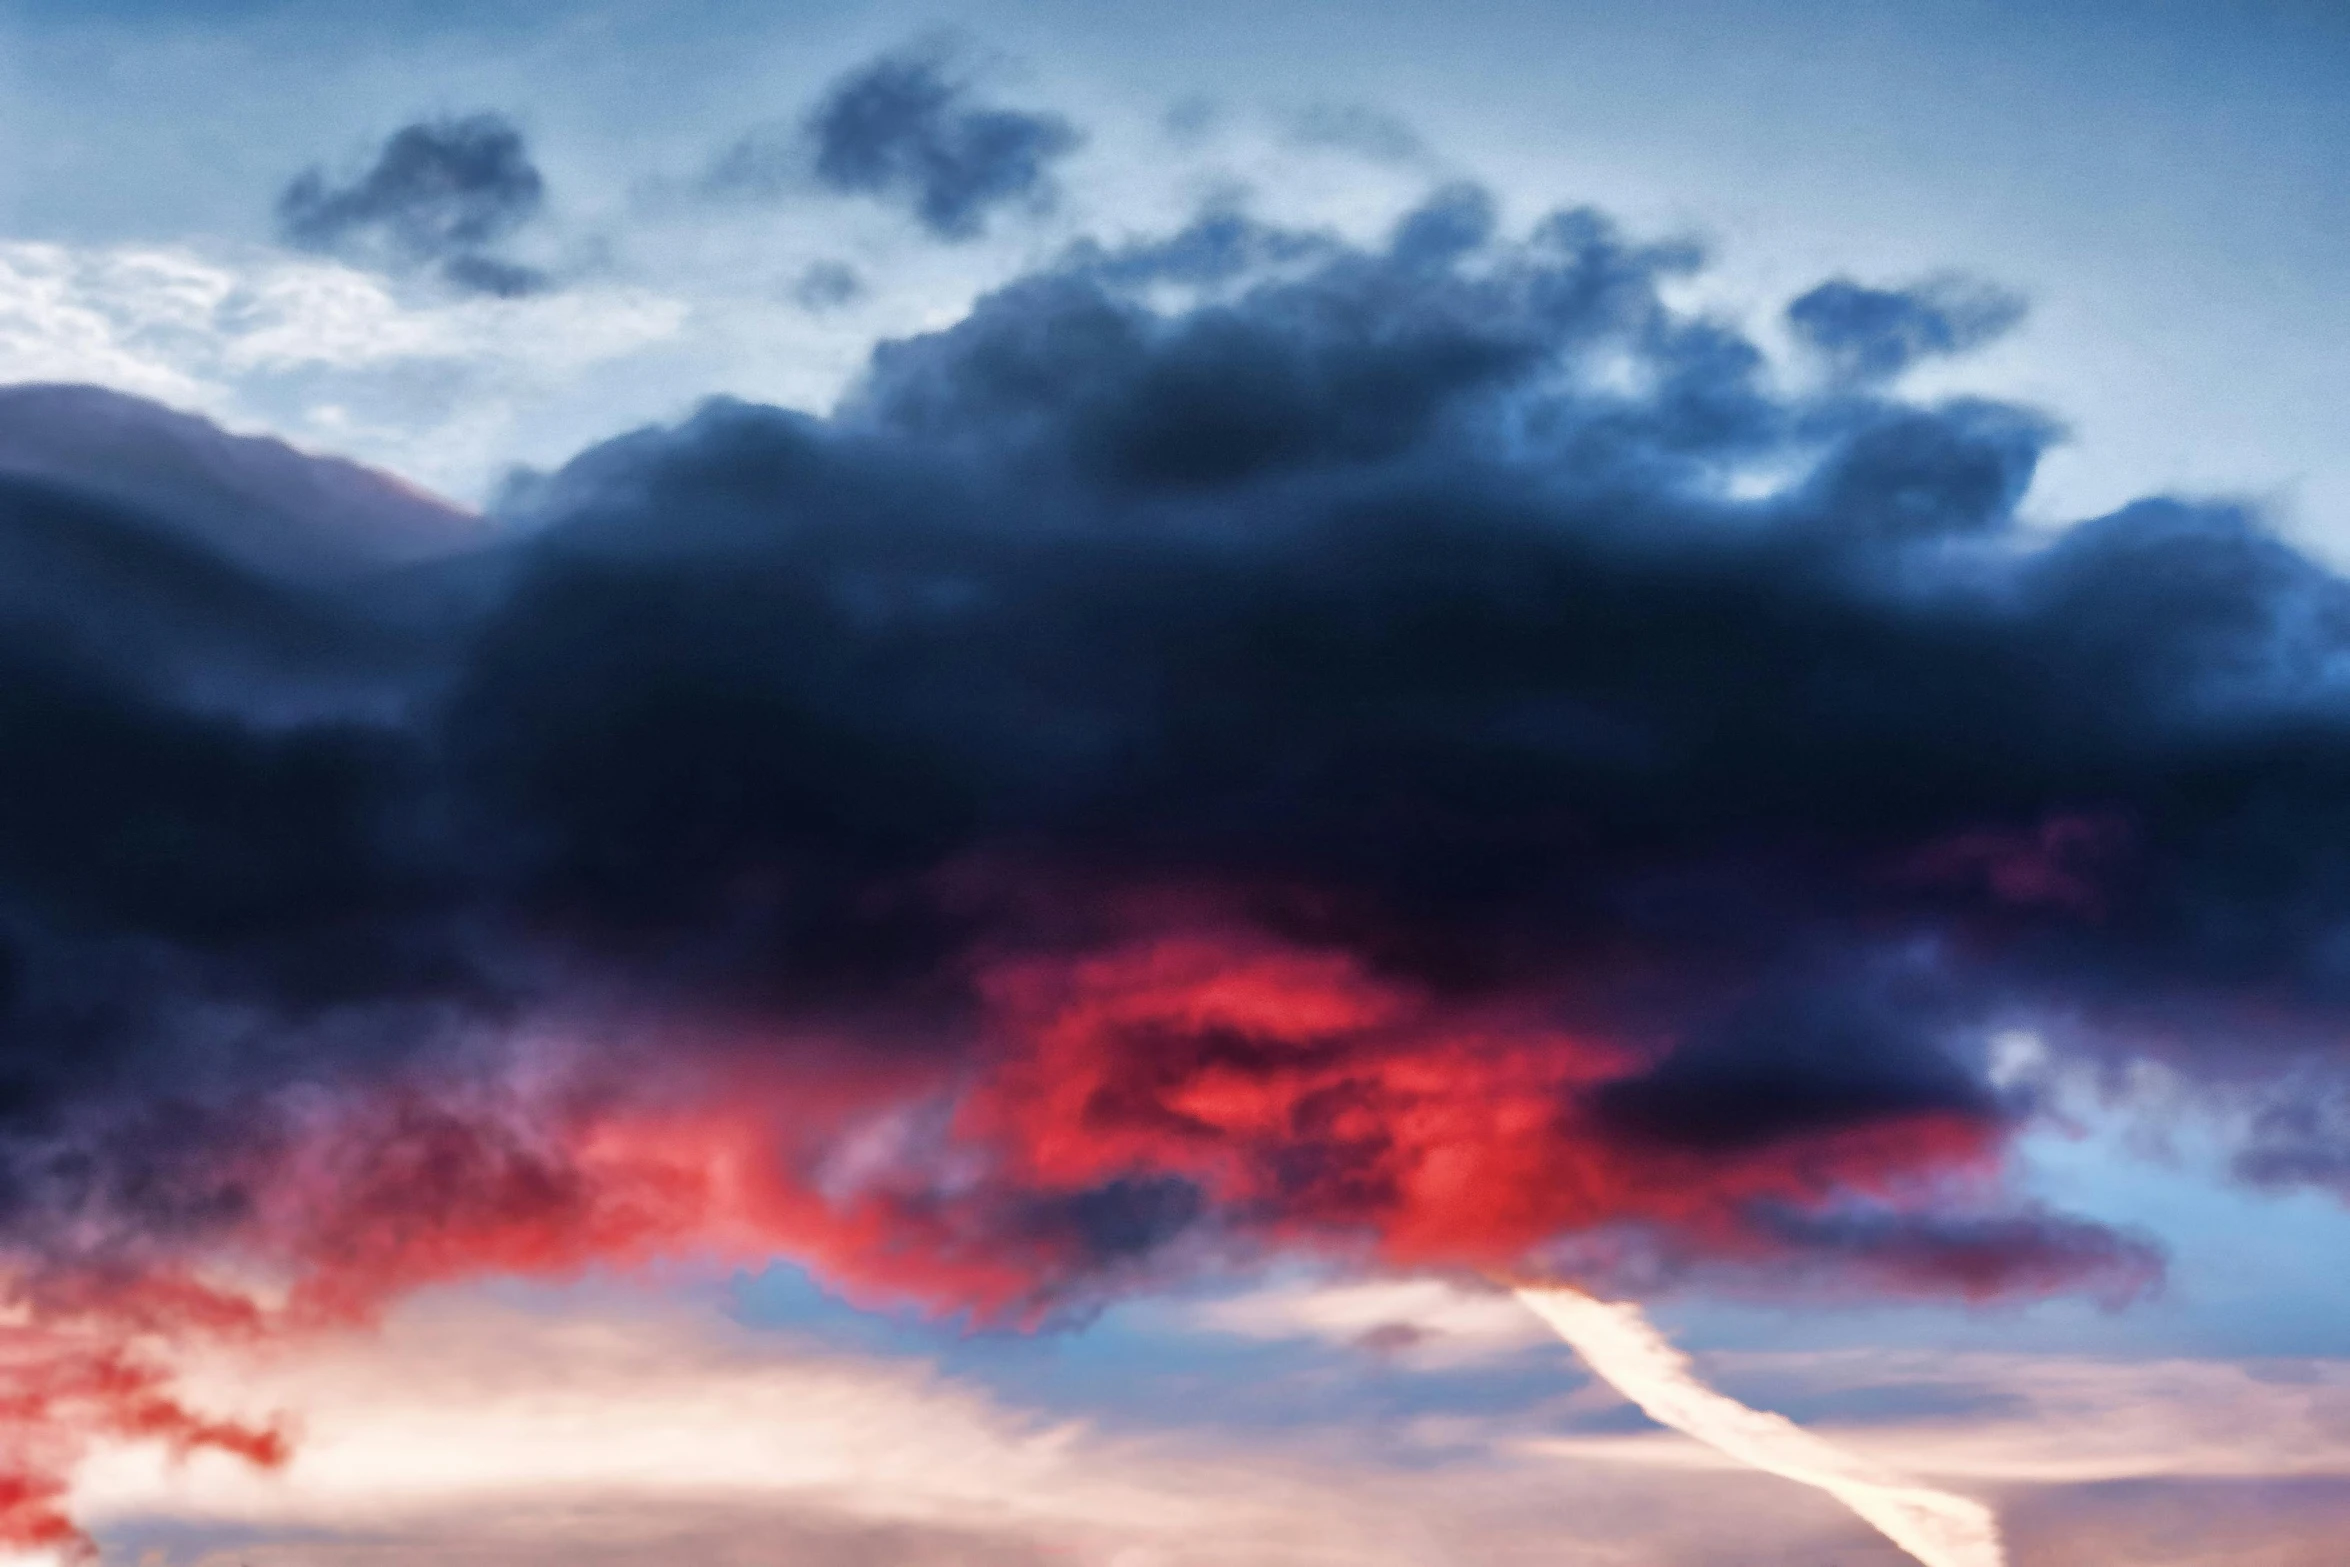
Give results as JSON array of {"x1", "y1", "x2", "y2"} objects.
[{"x1": 1514, "y1": 1285, "x2": 2004, "y2": 1567}]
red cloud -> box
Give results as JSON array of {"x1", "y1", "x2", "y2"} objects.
[{"x1": 0, "y1": 913, "x2": 2120, "y2": 1554}]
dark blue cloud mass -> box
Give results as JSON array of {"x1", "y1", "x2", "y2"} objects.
[{"x1": 7, "y1": 183, "x2": 2350, "y2": 1299}]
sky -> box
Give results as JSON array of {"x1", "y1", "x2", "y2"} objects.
[{"x1": 1, "y1": 1, "x2": 2349, "y2": 1563}]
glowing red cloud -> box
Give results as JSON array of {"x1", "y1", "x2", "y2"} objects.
[
  {"x1": 0, "y1": 918, "x2": 2064, "y2": 1553},
  {"x1": 0, "y1": 1276, "x2": 287, "y2": 1558},
  {"x1": 959, "y1": 929, "x2": 2000, "y2": 1267}
]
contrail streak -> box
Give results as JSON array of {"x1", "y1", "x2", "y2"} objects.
[{"x1": 1514, "y1": 1285, "x2": 2004, "y2": 1567}]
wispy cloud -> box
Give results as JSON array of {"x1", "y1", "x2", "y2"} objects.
[
  {"x1": 1518, "y1": 1285, "x2": 2005, "y2": 1567},
  {"x1": 0, "y1": 239, "x2": 682, "y2": 491},
  {"x1": 1195, "y1": 1273, "x2": 2350, "y2": 1488},
  {"x1": 47, "y1": 1283, "x2": 2350, "y2": 1567},
  {"x1": 1191, "y1": 1275, "x2": 1552, "y2": 1367},
  {"x1": 65, "y1": 1288, "x2": 1869, "y2": 1567}
]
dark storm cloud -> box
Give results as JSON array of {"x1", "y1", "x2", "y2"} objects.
[
  {"x1": 1787, "y1": 276, "x2": 2027, "y2": 382},
  {"x1": 277, "y1": 113, "x2": 552, "y2": 295},
  {"x1": 0, "y1": 397, "x2": 483, "y2": 1237},
  {"x1": 13, "y1": 182, "x2": 2350, "y2": 1289},
  {"x1": 799, "y1": 48, "x2": 1080, "y2": 238}
]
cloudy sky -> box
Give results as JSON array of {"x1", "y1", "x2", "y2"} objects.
[{"x1": 2, "y1": 2, "x2": 2349, "y2": 1564}]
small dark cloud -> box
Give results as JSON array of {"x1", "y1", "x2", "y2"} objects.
[
  {"x1": 1787, "y1": 275, "x2": 2026, "y2": 382},
  {"x1": 2234, "y1": 1076, "x2": 2350, "y2": 1191},
  {"x1": 790, "y1": 260, "x2": 865, "y2": 312},
  {"x1": 1748, "y1": 1204, "x2": 2162, "y2": 1304},
  {"x1": 276, "y1": 113, "x2": 552, "y2": 295},
  {"x1": 804, "y1": 47, "x2": 1080, "y2": 239},
  {"x1": 439, "y1": 253, "x2": 552, "y2": 299}
]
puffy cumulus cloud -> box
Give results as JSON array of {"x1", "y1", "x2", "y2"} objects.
[
  {"x1": 743, "y1": 45, "x2": 1081, "y2": 240},
  {"x1": 277, "y1": 115, "x2": 552, "y2": 297},
  {"x1": 8, "y1": 178, "x2": 2350, "y2": 1543}
]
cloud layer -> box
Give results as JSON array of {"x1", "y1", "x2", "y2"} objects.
[{"x1": 70, "y1": 1284, "x2": 2350, "y2": 1567}]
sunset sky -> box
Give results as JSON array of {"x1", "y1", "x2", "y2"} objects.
[{"x1": 3, "y1": 2, "x2": 2350, "y2": 1563}]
